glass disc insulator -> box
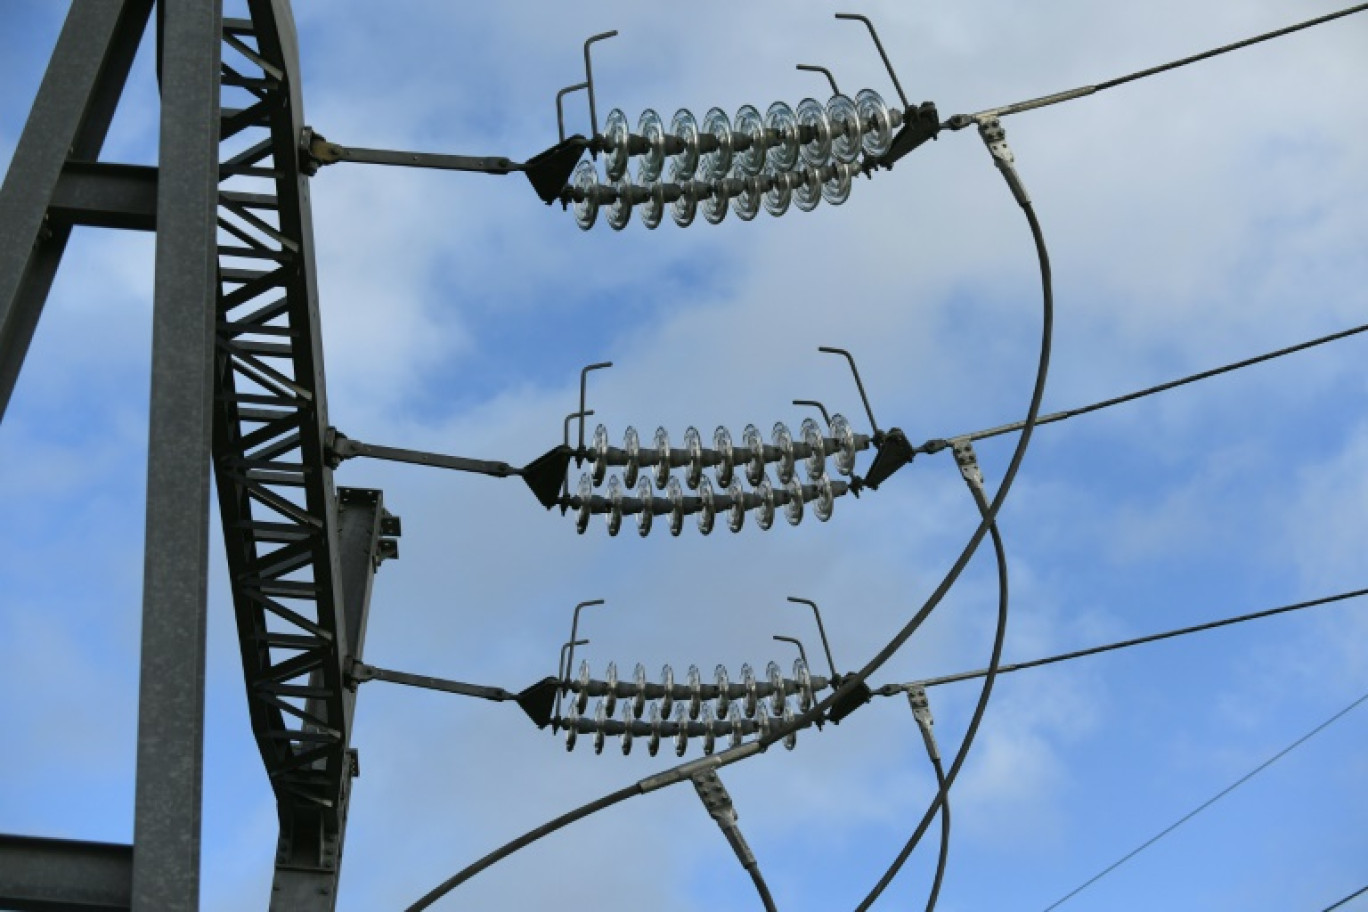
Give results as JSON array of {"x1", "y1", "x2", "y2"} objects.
[
  {"x1": 638, "y1": 178, "x2": 665, "y2": 230},
  {"x1": 622, "y1": 426, "x2": 641, "y2": 488},
  {"x1": 687, "y1": 664, "x2": 703, "y2": 720},
  {"x1": 754, "y1": 477, "x2": 775, "y2": 531},
  {"x1": 728, "y1": 701, "x2": 745, "y2": 747},
  {"x1": 731, "y1": 172, "x2": 761, "y2": 221},
  {"x1": 713, "y1": 426, "x2": 735, "y2": 487},
  {"x1": 572, "y1": 160, "x2": 600, "y2": 230},
  {"x1": 771, "y1": 421, "x2": 796, "y2": 483},
  {"x1": 697, "y1": 475, "x2": 716, "y2": 535},
  {"x1": 633, "y1": 663, "x2": 648, "y2": 718},
  {"x1": 606, "y1": 475, "x2": 623, "y2": 536},
  {"x1": 741, "y1": 663, "x2": 758, "y2": 717},
  {"x1": 796, "y1": 97, "x2": 831, "y2": 167},
  {"x1": 674, "y1": 704, "x2": 690, "y2": 757},
  {"x1": 765, "y1": 100, "x2": 800, "y2": 172},
  {"x1": 830, "y1": 413, "x2": 857, "y2": 475},
  {"x1": 783, "y1": 476, "x2": 805, "y2": 526},
  {"x1": 593, "y1": 699, "x2": 607, "y2": 754},
  {"x1": 653, "y1": 427, "x2": 671, "y2": 489},
  {"x1": 637, "y1": 108, "x2": 667, "y2": 183},
  {"x1": 635, "y1": 476, "x2": 654, "y2": 537},
  {"x1": 603, "y1": 108, "x2": 631, "y2": 181},
  {"x1": 755, "y1": 707, "x2": 772, "y2": 742},
  {"x1": 666, "y1": 476, "x2": 685, "y2": 537},
  {"x1": 767, "y1": 661, "x2": 786, "y2": 715},
  {"x1": 762, "y1": 166, "x2": 792, "y2": 217},
  {"x1": 590, "y1": 423, "x2": 610, "y2": 485},
  {"x1": 742, "y1": 424, "x2": 766, "y2": 486},
  {"x1": 564, "y1": 701, "x2": 578, "y2": 751},
  {"x1": 801, "y1": 416, "x2": 826, "y2": 480},
  {"x1": 821, "y1": 162, "x2": 853, "y2": 206},
  {"x1": 733, "y1": 104, "x2": 766, "y2": 175},
  {"x1": 793, "y1": 167, "x2": 822, "y2": 212},
  {"x1": 781, "y1": 701, "x2": 798, "y2": 750},
  {"x1": 575, "y1": 659, "x2": 591, "y2": 714},
  {"x1": 793, "y1": 658, "x2": 814, "y2": 711},
  {"x1": 683, "y1": 426, "x2": 704, "y2": 489},
  {"x1": 575, "y1": 473, "x2": 593, "y2": 534},
  {"x1": 670, "y1": 108, "x2": 701, "y2": 180},
  {"x1": 671, "y1": 180, "x2": 698, "y2": 227},
  {"x1": 856, "y1": 88, "x2": 893, "y2": 158},
  {"x1": 726, "y1": 478, "x2": 745, "y2": 533},
  {"x1": 701, "y1": 180, "x2": 729, "y2": 225},
  {"x1": 827, "y1": 94, "x2": 863, "y2": 164},
  {"x1": 813, "y1": 474, "x2": 835, "y2": 522},
  {"x1": 603, "y1": 661, "x2": 618, "y2": 717},
  {"x1": 648, "y1": 702, "x2": 662, "y2": 756},
  {"x1": 700, "y1": 107, "x2": 734, "y2": 180},
  {"x1": 714, "y1": 665, "x2": 731, "y2": 718},
  {"x1": 660, "y1": 663, "x2": 675, "y2": 718},
  {"x1": 620, "y1": 701, "x2": 635, "y2": 755},
  {"x1": 700, "y1": 703, "x2": 716, "y2": 755},
  {"x1": 606, "y1": 176, "x2": 632, "y2": 230}
]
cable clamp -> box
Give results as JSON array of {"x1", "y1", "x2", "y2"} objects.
[
  {"x1": 951, "y1": 439, "x2": 986, "y2": 495},
  {"x1": 905, "y1": 684, "x2": 941, "y2": 762},
  {"x1": 691, "y1": 769, "x2": 757, "y2": 869},
  {"x1": 974, "y1": 115, "x2": 1031, "y2": 207}
]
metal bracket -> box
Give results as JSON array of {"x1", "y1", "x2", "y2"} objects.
[
  {"x1": 577, "y1": 362, "x2": 612, "y2": 459},
  {"x1": 299, "y1": 127, "x2": 588, "y2": 205},
  {"x1": 326, "y1": 426, "x2": 571, "y2": 509},
  {"x1": 581, "y1": 31, "x2": 619, "y2": 143},
  {"x1": 952, "y1": 439, "x2": 986, "y2": 493},
  {"x1": 796, "y1": 64, "x2": 841, "y2": 96},
  {"x1": 793, "y1": 398, "x2": 833, "y2": 428}
]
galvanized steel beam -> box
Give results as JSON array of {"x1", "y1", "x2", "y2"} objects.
[
  {"x1": 0, "y1": 834, "x2": 134, "y2": 912},
  {"x1": 130, "y1": 0, "x2": 223, "y2": 909},
  {"x1": 0, "y1": 0, "x2": 152, "y2": 420}
]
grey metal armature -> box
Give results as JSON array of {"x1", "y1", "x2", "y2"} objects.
[
  {"x1": 0, "y1": 835, "x2": 133, "y2": 912},
  {"x1": 0, "y1": 0, "x2": 395, "y2": 909}
]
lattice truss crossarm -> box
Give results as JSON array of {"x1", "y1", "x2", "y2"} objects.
[{"x1": 211, "y1": 0, "x2": 376, "y2": 887}]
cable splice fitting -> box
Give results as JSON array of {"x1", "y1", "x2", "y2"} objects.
[
  {"x1": 976, "y1": 116, "x2": 1031, "y2": 208},
  {"x1": 637, "y1": 740, "x2": 764, "y2": 794},
  {"x1": 691, "y1": 769, "x2": 757, "y2": 870},
  {"x1": 906, "y1": 684, "x2": 940, "y2": 762},
  {"x1": 951, "y1": 439, "x2": 986, "y2": 496}
]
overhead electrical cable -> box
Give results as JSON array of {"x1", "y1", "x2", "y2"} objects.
[
  {"x1": 924, "y1": 759, "x2": 950, "y2": 912},
  {"x1": 884, "y1": 587, "x2": 1368, "y2": 691},
  {"x1": 857, "y1": 457, "x2": 1010, "y2": 911},
  {"x1": 936, "y1": 321, "x2": 1368, "y2": 448},
  {"x1": 1321, "y1": 883, "x2": 1368, "y2": 912},
  {"x1": 762, "y1": 132, "x2": 1055, "y2": 754},
  {"x1": 945, "y1": 3, "x2": 1368, "y2": 128},
  {"x1": 1041, "y1": 690, "x2": 1368, "y2": 911}
]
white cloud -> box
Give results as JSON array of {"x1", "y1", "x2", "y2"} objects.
[{"x1": 3, "y1": 1, "x2": 1366, "y2": 909}]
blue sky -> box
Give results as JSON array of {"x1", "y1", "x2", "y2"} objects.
[{"x1": 2, "y1": 1, "x2": 1366, "y2": 910}]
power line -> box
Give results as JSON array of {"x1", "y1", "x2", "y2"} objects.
[
  {"x1": 880, "y1": 587, "x2": 1368, "y2": 691},
  {"x1": 1322, "y1": 883, "x2": 1368, "y2": 912},
  {"x1": 932, "y1": 321, "x2": 1368, "y2": 447},
  {"x1": 947, "y1": 3, "x2": 1368, "y2": 127},
  {"x1": 1042, "y1": 690, "x2": 1368, "y2": 911}
]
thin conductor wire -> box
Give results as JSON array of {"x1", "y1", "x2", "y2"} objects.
[
  {"x1": 1322, "y1": 883, "x2": 1368, "y2": 912},
  {"x1": 940, "y1": 321, "x2": 1368, "y2": 448},
  {"x1": 1041, "y1": 690, "x2": 1368, "y2": 911},
  {"x1": 949, "y1": 3, "x2": 1368, "y2": 126},
  {"x1": 892, "y1": 587, "x2": 1368, "y2": 691}
]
